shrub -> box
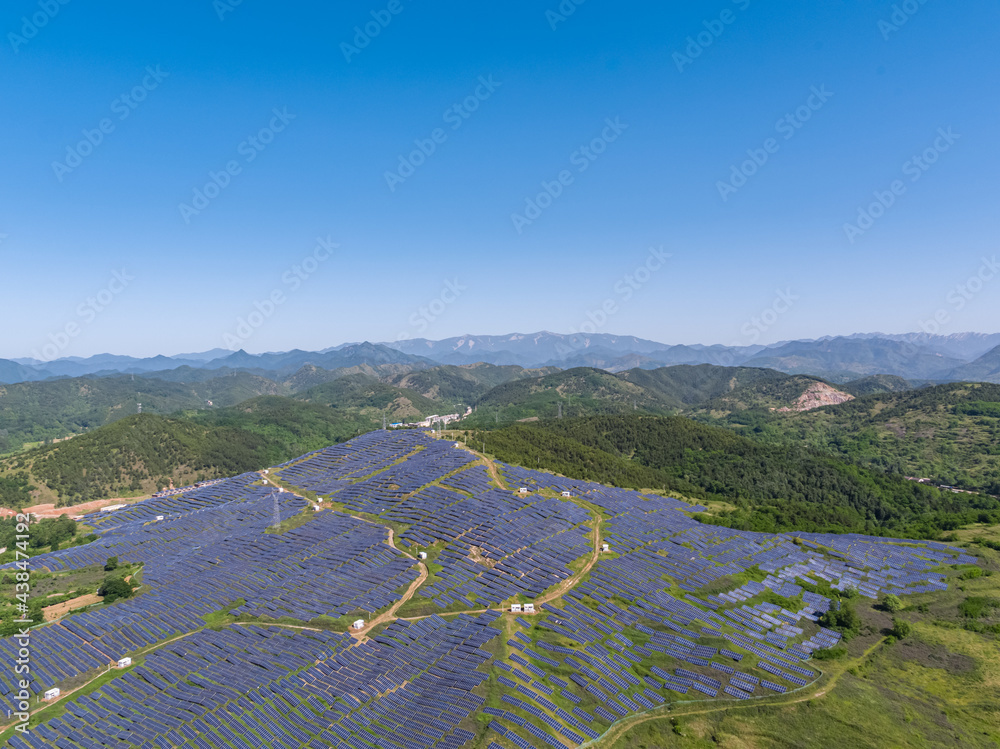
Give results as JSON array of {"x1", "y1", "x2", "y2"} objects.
[
  {"x1": 881, "y1": 593, "x2": 903, "y2": 612},
  {"x1": 812, "y1": 644, "x2": 848, "y2": 660},
  {"x1": 819, "y1": 602, "x2": 862, "y2": 640},
  {"x1": 959, "y1": 596, "x2": 1000, "y2": 619},
  {"x1": 890, "y1": 619, "x2": 912, "y2": 640},
  {"x1": 104, "y1": 556, "x2": 119, "y2": 571},
  {"x1": 97, "y1": 576, "x2": 134, "y2": 603}
]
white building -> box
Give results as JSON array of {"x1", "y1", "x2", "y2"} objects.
[
  {"x1": 353, "y1": 619, "x2": 365, "y2": 630},
  {"x1": 43, "y1": 688, "x2": 60, "y2": 700},
  {"x1": 418, "y1": 552, "x2": 428, "y2": 560},
  {"x1": 602, "y1": 543, "x2": 610, "y2": 552},
  {"x1": 524, "y1": 603, "x2": 535, "y2": 613},
  {"x1": 155, "y1": 515, "x2": 164, "y2": 521},
  {"x1": 510, "y1": 604, "x2": 522, "y2": 613},
  {"x1": 561, "y1": 491, "x2": 572, "y2": 498},
  {"x1": 117, "y1": 657, "x2": 132, "y2": 668},
  {"x1": 518, "y1": 487, "x2": 529, "y2": 494}
]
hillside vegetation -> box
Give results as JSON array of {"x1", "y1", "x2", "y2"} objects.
[
  {"x1": 387, "y1": 362, "x2": 558, "y2": 403},
  {"x1": 472, "y1": 415, "x2": 1000, "y2": 538},
  {"x1": 0, "y1": 373, "x2": 284, "y2": 454},
  {"x1": 0, "y1": 398, "x2": 377, "y2": 507},
  {"x1": 459, "y1": 365, "x2": 842, "y2": 427},
  {"x1": 293, "y1": 373, "x2": 449, "y2": 420},
  {"x1": 707, "y1": 382, "x2": 1000, "y2": 495}
]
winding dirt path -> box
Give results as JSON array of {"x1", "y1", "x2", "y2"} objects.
[
  {"x1": 351, "y1": 562, "x2": 428, "y2": 644},
  {"x1": 482, "y1": 456, "x2": 507, "y2": 489},
  {"x1": 585, "y1": 639, "x2": 885, "y2": 748},
  {"x1": 262, "y1": 454, "x2": 604, "y2": 646},
  {"x1": 536, "y1": 510, "x2": 602, "y2": 606}
]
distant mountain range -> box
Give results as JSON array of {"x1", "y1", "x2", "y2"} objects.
[{"x1": 3, "y1": 332, "x2": 1000, "y2": 386}]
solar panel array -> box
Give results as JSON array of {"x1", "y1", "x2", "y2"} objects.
[
  {"x1": 9, "y1": 614, "x2": 500, "y2": 749},
  {"x1": 1, "y1": 470, "x2": 422, "y2": 711},
  {"x1": 478, "y1": 481, "x2": 974, "y2": 747},
  {"x1": 0, "y1": 428, "x2": 976, "y2": 749},
  {"x1": 275, "y1": 435, "x2": 598, "y2": 611}
]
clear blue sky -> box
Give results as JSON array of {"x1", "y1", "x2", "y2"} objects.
[{"x1": 1, "y1": 0, "x2": 997, "y2": 358}]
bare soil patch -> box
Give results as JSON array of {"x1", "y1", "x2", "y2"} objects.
[
  {"x1": 43, "y1": 593, "x2": 101, "y2": 621},
  {"x1": 16, "y1": 495, "x2": 151, "y2": 519},
  {"x1": 468, "y1": 546, "x2": 497, "y2": 568}
]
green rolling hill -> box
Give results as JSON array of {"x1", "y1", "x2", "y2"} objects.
[
  {"x1": 0, "y1": 398, "x2": 378, "y2": 507},
  {"x1": 472, "y1": 414, "x2": 1000, "y2": 537},
  {"x1": 0, "y1": 373, "x2": 284, "y2": 455},
  {"x1": 706, "y1": 382, "x2": 1000, "y2": 495}
]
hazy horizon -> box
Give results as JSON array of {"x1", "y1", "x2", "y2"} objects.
[{"x1": 6, "y1": 328, "x2": 1000, "y2": 364}]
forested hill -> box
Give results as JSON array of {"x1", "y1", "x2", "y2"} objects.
[
  {"x1": 707, "y1": 381, "x2": 1000, "y2": 495},
  {"x1": 473, "y1": 415, "x2": 1000, "y2": 538},
  {"x1": 0, "y1": 373, "x2": 283, "y2": 454},
  {"x1": 0, "y1": 398, "x2": 374, "y2": 507},
  {"x1": 459, "y1": 364, "x2": 841, "y2": 426}
]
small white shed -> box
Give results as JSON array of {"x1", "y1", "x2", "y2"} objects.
[
  {"x1": 353, "y1": 619, "x2": 365, "y2": 630},
  {"x1": 518, "y1": 487, "x2": 529, "y2": 494},
  {"x1": 155, "y1": 515, "x2": 164, "y2": 521},
  {"x1": 418, "y1": 552, "x2": 428, "y2": 560},
  {"x1": 43, "y1": 687, "x2": 60, "y2": 700},
  {"x1": 524, "y1": 603, "x2": 535, "y2": 613},
  {"x1": 602, "y1": 543, "x2": 610, "y2": 553},
  {"x1": 561, "y1": 491, "x2": 572, "y2": 498},
  {"x1": 510, "y1": 604, "x2": 522, "y2": 613},
  {"x1": 117, "y1": 657, "x2": 132, "y2": 668}
]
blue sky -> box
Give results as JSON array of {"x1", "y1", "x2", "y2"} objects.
[{"x1": 1, "y1": 0, "x2": 998, "y2": 358}]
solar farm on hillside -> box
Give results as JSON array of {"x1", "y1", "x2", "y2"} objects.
[{"x1": 1, "y1": 430, "x2": 977, "y2": 749}]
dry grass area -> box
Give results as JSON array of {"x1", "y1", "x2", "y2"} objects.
[
  {"x1": 468, "y1": 546, "x2": 498, "y2": 568},
  {"x1": 42, "y1": 593, "x2": 101, "y2": 621}
]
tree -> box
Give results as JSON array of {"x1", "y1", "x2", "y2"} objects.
[
  {"x1": 818, "y1": 602, "x2": 862, "y2": 640},
  {"x1": 97, "y1": 576, "x2": 134, "y2": 603},
  {"x1": 812, "y1": 644, "x2": 847, "y2": 660},
  {"x1": 890, "y1": 618, "x2": 911, "y2": 639},
  {"x1": 104, "y1": 556, "x2": 119, "y2": 571},
  {"x1": 881, "y1": 593, "x2": 903, "y2": 612}
]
